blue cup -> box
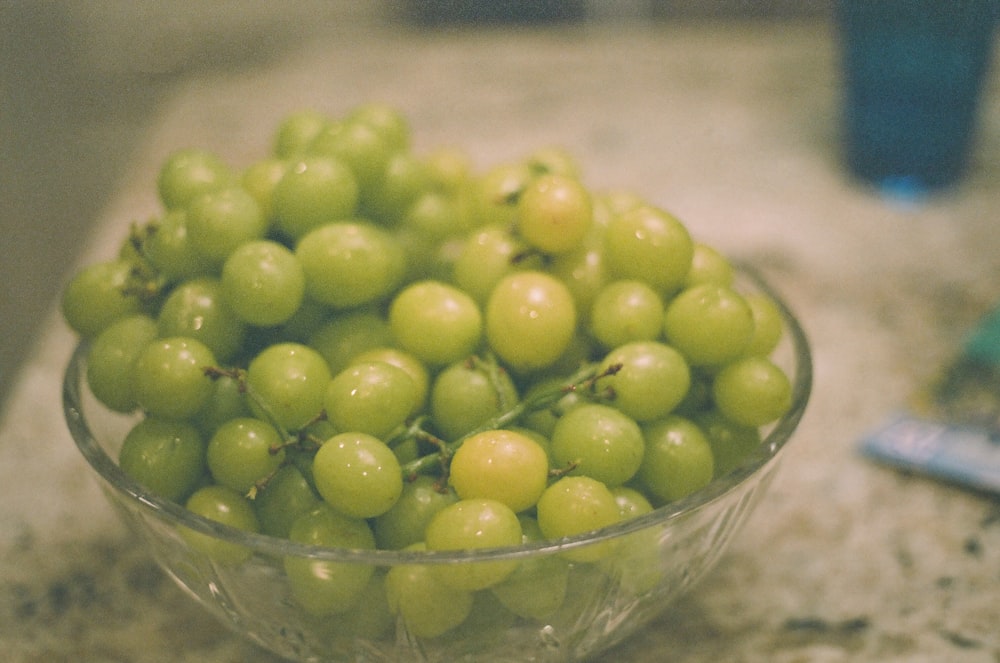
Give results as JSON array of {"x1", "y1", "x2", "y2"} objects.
[{"x1": 836, "y1": 1, "x2": 998, "y2": 197}]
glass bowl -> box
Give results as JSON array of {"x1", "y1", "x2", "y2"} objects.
[{"x1": 62, "y1": 266, "x2": 811, "y2": 663}]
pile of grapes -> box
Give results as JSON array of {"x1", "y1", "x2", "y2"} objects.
[{"x1": 62, "y1": 103, "x2": 792, "y2": 629}]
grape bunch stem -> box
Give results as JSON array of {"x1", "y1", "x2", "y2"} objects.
[
  {"x1": 399, "y1": 359, "x2": 618, "y2": 479},
  {"x1": 203, "y1": 359, "x2": 621, "y2": 497}
]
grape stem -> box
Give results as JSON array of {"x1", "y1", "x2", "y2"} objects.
[
  {"x1": 246, "y1": 465, "x2": 283, "y2": 500},
  {"x1": 467, "y1": 352, "x2": 515, "y2": 411},
  {"x1": 203, "y1": 365, "x2": 306, "y2": 449},
  {"x1": 510, "y1": 246, "x2": 551, "y2": 267},
  {"x1": 548, "y1": 460, "x2": 580, "y2": 480},
  {"x1": 399, "y1": 360, "x2": 620, "y2": 480},
  {"x1": 205, "y1": 358, "x2": 622, "y2": 495},
  {"x1": 119, "y1": 219, "x2": 168, "y2": 303}
]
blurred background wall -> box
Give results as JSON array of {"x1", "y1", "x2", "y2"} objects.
[{"x1": 0, "y1": 0, "x2": 832, "y2": 408}]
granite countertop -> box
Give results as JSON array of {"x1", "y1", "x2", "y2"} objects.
[{"x1": 2, "y1": 20, "x2": 1000, "y2": 663}]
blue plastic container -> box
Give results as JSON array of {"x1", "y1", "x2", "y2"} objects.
[{"x1": 836, "y1": 1, "x2": 997, "y2": 196}]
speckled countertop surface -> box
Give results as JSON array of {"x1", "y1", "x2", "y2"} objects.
[{"x1": 2, "y1": 20, "x2": 1000, "y2": 663}]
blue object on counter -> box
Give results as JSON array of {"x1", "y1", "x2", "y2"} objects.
[
  {"x1": 836, "y1": 1, "x2": 998, "y2": 196},
  {"x1": 861, "y1": 412, "x2": 1000, "y2": 494},
  {"x1": 860, "y1": 301, "x2": 1000, "y2": 495},
  {"x1": 964, "y1": 305, "x2": 1000, "y2": 366}
]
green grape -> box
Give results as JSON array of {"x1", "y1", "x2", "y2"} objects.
[
  {"x1": 220, "y1": 240, "x2": 305, "y2": 327},
  {"x1": 61, "y1": 258, "x2": 147, "y2": 339},
  {"x1": 324, "y1": 361, "x2": 420, "y2": 439},
  {"x1": 142, "y1": 209, "x2": 213, "y2": 284},
  {"x1": 610, "y1": 485, "x2": 655, "y2": 520},
  {"x1": 510, "y1": 426, "x2": 554, "y2": 464},
  {"x1": 391, "y1": 227, "x2": 449, "y2": 286},
  {"x1": 252, "y1": 464, "x2": 320, "y2": 538},
  {"x1": 602, "y1": 205, "x2": 693, "y2": 294},
  {"x1": 327, "y1": 571, "x2": 395, "y2": 641},
  {"x1": 743, "y1": 292, "x2": 785, "y2": 357},
  {"x1": 429, "y1": 358, "x2": 518, "y2": 441},
  {"x1": 526, "y1": 145, "x2": 582, "y2": 179},
  {"x1": 156, "y1": 277, "x2": 247, "y2": 363},
  {"x1": 282, "y1": 503, "x2": 376, "y2": 615},
  {"x1": 663, "y1": 283, "x2": 754, "y2": 367},
  {"x1": 385, "y1": 543, "x2": 475, "y2": 639},
  {"x1": 308, "y1": 117, "x2": 395, "y2": 198},
  {"x1": 373, "y1": 475, "x2": 458, "y2": 550},
  {"x1": 489, "y1": 516, "x2": 569, "y2": 619},
  {"x1": 182, "y1": 484, "x2": 260, "y2": 565},
  {"x1": 424, "y1": 498, "x2": 522, "y2": 590},
  {"x1": 118, "y1": 417, "x2": 205, "y2": 503},
  {"x1": 587, "y1": 194, "x2": 614, "y2": 231},
  {"x1": 273, "y1": 109, "x2": 331, "y2": 158},
  {"x1": 350, "y1": 347, "x2": 430, "y2": 416},
  {"x1": 446, "y1": 587, "x2": 518, "y2": 645},
  {"x1": 388, "y1": 280, "x2": 482, "y2": 367},
  {"x1": 266, "y1": 296, "x2": 330, "y2": 345},
  {"x1": 485, "y1": 271, "x2": 577, "y2": 373},
  {"x1": 133, "y1": 336, "x2": 217, "y2": 420},
  {"x1": 515, "y1": 172, "x2": 593, "y2": 254},
  {"x1": 549, "y1": 403, "x2": 645, "y2": 487},
  {"x1": 272, "y1": 156, "x2": 359, "y2": 240},
  {"x1": 596, "y1": 189, "x2": 646, "y2": 219},
  {"x1": 246, "y1": 342, "x2": 332, "y2": 432},
  {"x1": 156, "y1": 148, "x2": 233, "y2": 210},
  {"x1": 363, "y1": 150, "x2": 429, "y2": 224},
  {"x1": 595, "y1": 341, "x2": 691, "y2": 422},
  {"x1": 423, "y1": 145, "x2": 473, "y2": 194},
  {"x1": 684, "y1": 242, "x2": 734, "y2": 288},
  {"x1": 295, "y1": 221, "x2": 405, "y2": 309},
  {"x1": 192, "y1": 372, "x2": 252, "y2": 434},
  {"x1": 452, "y1": 225, "x2": 534, "y2": 305},
  {"x1": 471, "y1": 161, "x2": 533, "y2": 227},
  {"x1": 185, "y1": 186, "x2": 268, "y2": 267},
  {"x1": 312, "y1": 432, "x2": 403, "y2": 519},
  {"x1": 308, "y1": 308, "x2": 392, "y2": 376},
  {"x1": 448, "y1": 429, "x2": 549, "y2": 513},
  {"x1": 240, "y1": 157, "x2": 289, "y2": 222},
  {"x1": 638, "y1": 415, "x2": 714, "y2": 503},
  {"x1": 711, "y1": 356, "x2": 792, "y2": 427},
  {"x1": 605, "y1": 489, "x2": 661, "y2": 595},
  {"x1": 589, "y1": 280, "x2": 665, "y2": 350},
  {"x1": 535, "y1": 476, "x2": 621, "y2": 563},
  {"x1": 347, "y1": 102, "x2": 411, "y2": 154},
  {"x1": 85, "y1": 313, "x2": 157, "y2": 412},
  {"x1": 694, "y1": 408, "x2": 762, "y2": 478},
  {"x1": 538, "y1": 331, "x2": 600, "y2": 383},
  {"x1": 400, "y1": 190, "x2": 468, "y2": 240},
  {"x1": 547, "y1": 243, "x2": 607, "y2": 323},
  {"x1": 429, "y1": 232, "x2": 471, "y2": 281},
  {"x1": 206, "y1": 417, "x2": 286, "y2": 495}
]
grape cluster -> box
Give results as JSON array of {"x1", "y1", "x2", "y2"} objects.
[{"x1": 62, "y1": 104, "x2": 793, "y2": 633}]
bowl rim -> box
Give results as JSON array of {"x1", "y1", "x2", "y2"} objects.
[{"x1": 62, "y1": 264, "x2": 812, "y2": 564}]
